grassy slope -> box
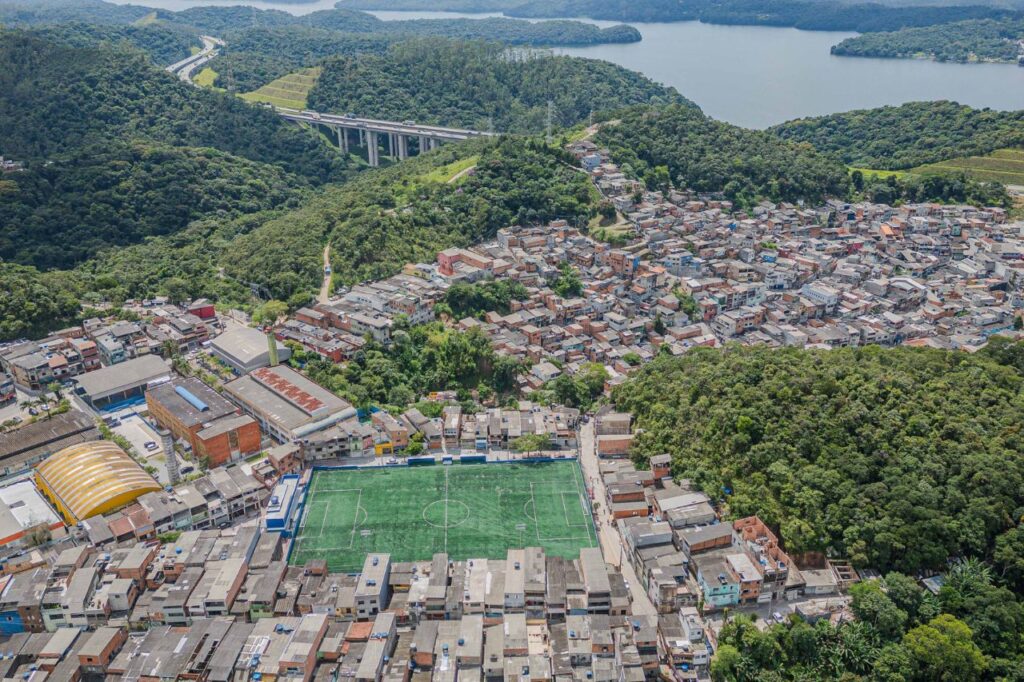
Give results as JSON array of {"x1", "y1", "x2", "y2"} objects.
[
  {"x1": 912, "y1": 148, "x2": 1024, "y2": 186},
  {"x1": 240, "y1": 66, "x2": 322, "y2": 109}
]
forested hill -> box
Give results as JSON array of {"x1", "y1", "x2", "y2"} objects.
[
  {"x1": 307, "y1": 40, "x2": 691, "y2": 134},
  {"x1": 0, "y1": 142, "x2": 309, "y2": 270},
  {"x1": 593, "y1": 105, "x2": 850, "y2": 206},
  {"x1": 23, "y1": 22, "x2": 201, "y2": 65},
  {"x1": 617, "y1": 343, "x2": 1024, "y2": 678},
  {"x1": 0, "y1": 135, "x2": 598, "y2": 339},
  {"x1": 769, "y1": 101, "x2": 1024, "y2": 170},
  {"x1": 0, "y1": 0, "x2": 641, "y2": 49},
  {"x1": 0, "y1": 31, "x2": 345, "y2": 183},
  {"x1": 341, "y1": 0, "x2": 1018, "y2": 32},
  {"x1": 831, "y1": 16, "x2": 1024, "y2": 63},
  {"x1": 614, "y1": 344, "x2": 1024, "y2": 575}
]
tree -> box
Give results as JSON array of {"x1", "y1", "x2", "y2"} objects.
[
  {"x1": 162, "y1": 277, "x2": 191, "y2": 305},
  {"x1": 253, "y1": 300, "x2": 288, "y2": 325},
  {"x1": 902, "y1": 614, "x2": 986, "y2": 681},
  {"x1": 552, "y1": 262, "x2": 584, "y2": 298},
  {"x1": 850, "y1": 581, "x2": 908, "y2": 641},
  {"x1": 709, "y1": 643, "x2": 744, "y2": 682},
  {"x1": 884, "y1": 572, "x2": 927, "y2": 626},
  {"x1": 994, "y1": 525, "x2": 1024, "y2": 592},
  {"x1": 510, "y1": 433, "x2": 550, "y2": 453}
]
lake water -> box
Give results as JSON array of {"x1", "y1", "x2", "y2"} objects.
[{"x1": 111, "y1": 0, "x2": 1024, "y2": 128}]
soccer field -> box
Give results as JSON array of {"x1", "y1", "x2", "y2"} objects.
[{"x1": 290, "y1": 461, "x2": 599, "y2": 572}]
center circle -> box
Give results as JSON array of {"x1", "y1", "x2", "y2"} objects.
[{"x1": 422, "y1": 499, "x2": 470, "y2": 528}]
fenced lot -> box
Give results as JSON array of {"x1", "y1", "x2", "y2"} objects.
[{"x1": 290, "y1": 461, "x2": 598, "y2": 572}]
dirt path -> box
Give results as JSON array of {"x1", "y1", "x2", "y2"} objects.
[
  {"x1": 318, "y1": 244, "x2": 331, "y2": 303},
  {"x1": 448, "y1": 165, "x2": 476, "y2": 184}
]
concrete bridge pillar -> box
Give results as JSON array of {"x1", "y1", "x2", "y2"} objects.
[
  {"x1": 359, "y1": 129, "x2": 366, "y2": 147},
  {"x1": 419, "y1": 135, "x2": 428, "y2": 154},
  {"x1": 336, "y1": 126, "x2": 348, "y2": 154},
  {"x1": 367, "y1": 131, "x2": 379, "y2": 167},
  {"x1": 397, "y1": 134, "x2": 409, "y2": 161}
]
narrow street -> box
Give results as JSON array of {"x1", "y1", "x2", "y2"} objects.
[{"x1": 579, "y1": 421, "x2": 657, "y2": 616}]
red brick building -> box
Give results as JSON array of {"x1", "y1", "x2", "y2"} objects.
[{"x1": 146, "y1": 377, "x2": 261, "y2": 467}]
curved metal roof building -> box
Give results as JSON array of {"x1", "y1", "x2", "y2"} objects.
[{"x1": 34, "y1": 441, "x2": 161, "y2": 524}]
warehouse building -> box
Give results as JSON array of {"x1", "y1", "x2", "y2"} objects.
[
  {"x1": 146, "y1": 378, "x2": 261, "y2": 467},
  {"x1": 210, "y1": 326, "x2": 290, "y2": 375},
  {"x1": 222, "y1": 365, "x2": 355, "y2": 443},
  {"x1": 0, "y1": 410, "x2": 99, "y2": 477},
  {"x1": 75, "y1": 355, "x2": 171, "y2": 410},
  {"x1": 0, "y1": 479, "x2": 64, "y2": 548},
  {"x1": 34, "y1": 441, "x2": 161, "y2": 524}
]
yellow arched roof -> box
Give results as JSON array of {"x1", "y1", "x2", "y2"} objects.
[{"x1": 35, "y1": 441, "x2": 161, "y2": 522}]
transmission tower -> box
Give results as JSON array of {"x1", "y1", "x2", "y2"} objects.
[{"x1": 546, "y1": 100, "x2": 554, "y2": 146}]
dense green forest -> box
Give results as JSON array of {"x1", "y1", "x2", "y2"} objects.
[
  {"x1": 0, "y1": 31, "x2": 345, "y2": 182},
  {"x1": 594, "y1": 105, "x2": 850, "y2": 206},
  {"x1": 0, "y1": 142, "x2": 309, "y2": 269},
  {"x1": 0, "y1": 265, "x2": 85, "y2": 340},
  {"x1": 26, "y1": 22, "x2": 201, "y2": 65},
  {"x1": 211, "y1": 17, "x2": 639, "y2": 93},
  {"x1": 342, "y1": 0, "x2": 1018, "y2": 32},
  {"x1": 308, "y1": 40, "x2": 690, "y2": 133},
  {"x1": 832, "y1": 17, "x2": 1024, "y2": 62},
  {"x1": 210, "y1": 29, "x2": 395, "y2": 92},
  {"x1": 770, "y1": 101, "x2": 1024, "y2": 170},
  {"x1": 614, "y1": 344, "x2": 1024, "y2": 575},
  {"x1": 713, "y1": 563, "x2": 1024, "y2": 680}
]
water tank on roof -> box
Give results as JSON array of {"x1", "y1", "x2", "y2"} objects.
[{"x1": 175, "y1": 385, "x2": 209, "y2": 412}]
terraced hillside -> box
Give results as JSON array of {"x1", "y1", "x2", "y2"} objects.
[
  {"x1": 240, "y1": 67, "x2": 322, "y2": 109},
  {"x1": 912, "y1": 148, "x2": 1024, "y2": 187}
]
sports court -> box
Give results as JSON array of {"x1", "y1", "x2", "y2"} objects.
[{"x1": 290, "y1": 461, "x2": 599, "y2": 572}]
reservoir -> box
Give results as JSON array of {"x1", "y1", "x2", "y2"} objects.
[{"x1": 111, "y1": 0, "x2": 1024, "y2": 128}]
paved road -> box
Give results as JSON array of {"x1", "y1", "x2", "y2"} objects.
[
  {"x1": 166, "y1": 35, "x2": 223, "y2": 85},
  {"x1": 318, "y1": 244, "x2": 332, "y2": 304},
  {"x1": 579, "y1": 421, "x2": 657, "y2": 616}
]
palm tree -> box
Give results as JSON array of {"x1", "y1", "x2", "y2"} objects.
[{"x1": 46, "y1": 381, "x2": 63, "y2": 401}]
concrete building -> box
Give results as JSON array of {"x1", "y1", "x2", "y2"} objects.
[
  {"x1": 222, "y1": 365, "x2": 356, "y2": 443},
  {"x1": 0, "y1": 480, "x2": 63, "y2": 549},
  {"x1": 74, "y1": 354, "x2": 171, "y2": 409},
  {"x1": 146, "y1": 377, "x2": 261, "y2": 467},
  {"x1": 211, "y1": 326, "x2": 290, "y2": 375}
]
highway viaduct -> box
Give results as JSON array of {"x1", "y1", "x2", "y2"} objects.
[{"x1": 277, "y1": 108, "x2": 496, "y2": 167}]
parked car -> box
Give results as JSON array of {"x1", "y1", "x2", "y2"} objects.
[
  {"x1": 180, "y1": 465, "x2": 195, "y2": 475},
  {"x1": 27, "y1": 408, "x2": 37, "y2": 416},
  {"x1": 144, "y1": 441, "x2": 158, "y2": 451}
]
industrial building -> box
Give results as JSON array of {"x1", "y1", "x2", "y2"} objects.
[
  {"x1": 145, "y1": 378, "x2": 261, "y2": 467},
  {"x1": 74, "y1": 355, "x2": 171, "y2": 409},
  {"x1": 222, "y1": 365, "x2": 356, "y2": 443},
  {"x1": 0, "y1": 480, "x2": 63, "y2": 548},
  {"x1": 0, "y1": 411, "x2": 100, "y2": 478},
  {"x1": 210, "y1": 326, "x2": 290, "y2": 375},
  {"x1": 34, "y1": 441, "x2": 161, "y2": 524}
]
